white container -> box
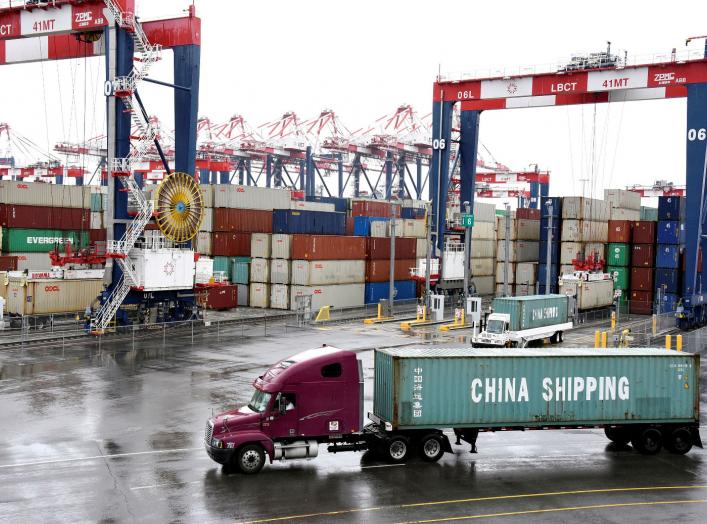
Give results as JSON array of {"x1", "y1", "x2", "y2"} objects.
[
  {"x1": 559, "y1": 278, "x2": 613, "y2": 310},
  {"x1": 270, "y1": 283, "x2": 290, "y2": 309},
  {"x1": 63, "y1": 269, "x2": 105, "y2": 279},
  {"x1": 560, "y1": 242, "x2": 584, "y2": 264},
  {"x1": 515, "y1": 262, "x2": 538, "y2": 285},
  {"x1": 12, "y1": 253, "x2": 52, "y2": 271},
  {"x1": 471, "y1": 221, "x2": 496, "y2": 240},
  {"x1": 200, "y1": 185, "x2": 214, "y2": 208},
  {"x1": 291, "y1": 260, "x2": 366, "y2": 285},
  {"x1": 497, "y1": 217, "x2": 540, "y2": 240},
  {"x1": 473, "y1": 275, "x2": 495, "y2": 295},
  {"x1": 416, "y1": 238, "x2": 429, "y2": 258},
  {"x1": 251, "y1": 233, "x2": 272, "y2": 259},
  {"x1": 200, "y1": 208, "x2": 213, "y2": 232},
  {"x1": 609, "y1": 207, "x2": 641, "y2": 221},
  {"x1": 249, "y1": 282, "x2": 270, "y2": 308},
  {"x1": 289, "y1": 283, "x2": 365, "y2": 311},
  {"x1": 250, "y1": 258, "x2": 270, "y2": 283},
  {"x1": 561, "y1": 197, "x2": 610, "y2": 221},
  {"x1": 402, "y1": 219, "x2": 426, "y2": 238},
  {"x1": 213, "y1": 185, "x2": 291, "y2": 210},
  {"x1": 270, "y1": 259, "x2": 291, "y2": 284},
  {"x1": 195, "y1": 257, "x2": 214, "y2": 284},
  {"x1": 0, "y1": 181, "x2": 90, "y2": 208},
  {"x1": 496, "y1": 240, "x2": 539, "y2": 262},
  {"x1": 236, "y1": 284, "x2": 249, "y2": 306},
  {"x1": 560, "y1": 264, "x2": 576, "y2": 277},
  {"x1": 290, "y1": 200, "x2": 336, "y2": 212},
  {"x1": 604, "y1": 189, "x2": 641, "y2": 211},
  {"x1": 194, "y1": 232, "x2": 212, "y2": 255},
  {"x1": 584, "y1": 243, "x2": 605, "y2": 259},
  {"x1": 6, "y1": 277, "x2": 103, "y2": 315},
  {"x1": 90, "y1": 212, "x2": 103, "y2": 229},
  {"x1": 496, "y1": 262, "x2": 516, "y2": 284},
  {"x1": 271, "y1": 234, "x2": 292, "y2": 259},
  {"x1": 470, "y1": 257, "x2": 494, "y2": 276},
  {"x1": 561, "y1": 220, "x2": 608, "y2": 242},
  {"x1": 129, "y1": 248, "x2": 195, "y2": 291},
  {"x1": 370, "y1": 221, "x2": 388, "y2": 238},
  {"x1": 514, "y1": 283, "x2": 534, "y2": 296},
  {"x1": 388, "y1": 219, "x2": 404, "y2": 238},
  {"x1": 469, "y1": 240, "x2": 495, "y2": 258},
  {"x1": 473, "y1": 201, "x2": 497, "y2": 223}
]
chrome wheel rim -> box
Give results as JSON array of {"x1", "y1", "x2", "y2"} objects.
[
  {"x1": 423, "y1": 438, "x2": 440, "y2": 458},
  {"x1": 390, "y1": 441, "x2": 406, "y2": 460},
  {"x1": 241, "y1": 450, "x2": 261, "y2": 472}
]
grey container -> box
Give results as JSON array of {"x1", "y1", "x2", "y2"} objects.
[
  {"x1": 373, "y1": 347, "x2": 699, "y2": 430},
  {"x1": 492, "y1": 294, "x2": 569, "y2": 331}
]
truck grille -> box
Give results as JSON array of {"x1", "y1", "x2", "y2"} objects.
[{"x1": 205, "y1": 421, "x2": 214, "y2": 445}]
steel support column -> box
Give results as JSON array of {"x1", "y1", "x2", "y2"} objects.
[
  {"x1": 416, "y1": 156, "x2": 423, "y2": 200},
  {"x1": 199, "y1": 168, "x2": 209, "y2": 184},
  {"x1": 173, "y1": 44, "x2": 200, "y2": 176},
  {"x1": 459, "y1": 110, "x2": 481, "y2": 231},
  {"x1": 396, "y1": 154, "x2": 406, "y2": 199},
  {"x1": 337, "y1": 153, "x2": 344, "y2": 197},
  {"x1": 219, "y1": 171, "x2": 229, "y2": 184},
  {"x1": 429, "y1": 100, "x2": 454, "y2": 253},
  {"x1": 529, "y1": 181, "x2": 540, "y2": 209},
  {"x1": 266, "y1": 155, "x2": 272, "y2": 187},
  {"x1": 385, "y1": 151, "x2": 393, "y2": 199}
]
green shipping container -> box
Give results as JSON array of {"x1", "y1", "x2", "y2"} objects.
[
  {"x1": 213, "y1": 256, "x2": 233, "y2": 280},
  {"x1": 640, "y1": 206, "x2": 659, "y2": 221},
  {"x1": 608, "y1": 265, "x2": 630, "y2": 289},
  {"x1": 90, "y1": 193, "x2": 103, "y2": 212},
  {"x1": 607, "y1": 243, "x2": 630, "y2": 266},
  {"x1": 491, "y1": 294, "x2": 568, "y2": 331},
  {"x1": 1, "y1": 228, "x2": 89, "y2": 253},
  {"x1": 615, "y1": 294, "x2": 629, "y2": 314},
  {"x1": 232, "y1": 256, "x2": 250, "y2": 285},
  {"x1": 373, "y1": 347, "x2": 699, "y2": 430}
]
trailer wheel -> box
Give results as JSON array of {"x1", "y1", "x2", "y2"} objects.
[
  {"x1": 604, "y1": 426, "x2": 631, "y2": 446},
  {"x1": 665, "y1": 427, "x2": 693, "y2": 455},
  {"x1": 385, "y1": 436, "x2": 410, "y2": 463},
  {"x1": 236, "y1": 444, "x2": 265, "y2": 474},
  {"x1": 556, "y1": 331, "x2": 564, "y2": 343},
  {"x1": 419, "y1": 434, "x2": 445, "y2": 462},
  {"x1": 631, "y1": 428, "x2": 662, "y2": 455}
]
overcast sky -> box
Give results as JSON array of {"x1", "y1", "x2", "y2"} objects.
[{"x1": 2, "y1": 0, "x2": 706, "y2": 202}]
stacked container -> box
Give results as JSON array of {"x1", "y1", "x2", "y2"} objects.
[
  {"x1": 539, "y1": 197, "x2": 561, "y2": 294},
  {"x1": 630, "y1": 220, "x2": 657, "y2": 315},
  {"x1": 470, "y1": 201, "x2": 497, "y2": 296},
  {"x1": 560, "y1": 197, "x2": 610, "y2": 275},
  {"x1": 654, "y1": 196, "x2": 685, "y2": 313},
  {"x1": 364, "y1": 236, "x2": 417, "y2": 304},
  {"x1": 604, "y1": 188, "x2": 641, "y2": 221},
  {"x1": 606, "y1": 220, "x2": 632, "y2": 312},
  {"x1": 495, "y1": 207, "x2": 540, "y2": 296}
]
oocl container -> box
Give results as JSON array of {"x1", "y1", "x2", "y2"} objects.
[
  {"x1": 0, "y1": 255, "x2": 18, "y2": 271},
  {"x1": 291, "y1": 235, "x2": 366, "y2": 260},
  {"x1": 473, "y1": 275, "x2": 495, "y2": 295},
  {"x1": 194, "y1": 231, "x2": 212, "y2": 255},
  {"x1": 561, "y1": 197, "x2": 610, "y2": 221},
  {"x1": 249, "y1": 282, "x2": 270, "y2": 308},
  {"x1": 515, "y1": 262, "x2": 537, "y2": 285},
  {"x1": 470, "y1": 257, "x2": 494, "y2": 276},
  {"x1": 290, "y1": 260, "x2": 365, "y2": 286},
  {"x1": 496, "y1": 217, "x2": 540, "y2": 240},
  {"x1": 1, "y1": 228, "x2": 89, "y2": 253},
  {"x1": 558, "y1": 278, "x2": 614, "y2": 309},
  {"x1": 270, "y1": 259, "x2": 291, "y2": 284},
  {"x1": 604, "y1": 188, "x2": 641, "y2": 210},
  {"x1": 6, "y1": 277, "x2": 103, "y2": 315},
  {"x1": 373, "y1": 347, "x2": 699, "y2": 429},
  {"x1": 469, "y1": 240, "x2": 495, "y2": 258},
  {"x1": 271, "y1": 234, "x2": 292, "y2": 259},
  {"x1": 231, "y1": 257, "x2": 251, "y2": 285},
  {"x1": 250, "y1": 258, "x2": 270, "y2": 283},
  {"x1": 213, "y1": 208, "x2": 272, "y2": 233},
  {"x1": 213, "y1": 185, "x2": 291, "y2": 210},
  {"x1": 199, "y1": 284, "x2": 238, "y2": 310},
  {"x1": 560, "y1": 220, "x2": 608, "y2": 242},
  {"x1": 0, "y1": 204, "x2": 89, "y2": 230},
  {"x1": 351, "y1": 199, "x2": 393, "y2": 218},
  {"x1": 630, "y1": 267, "x2": 654, "y2": 291},
  {"x1": 366, "y1": 259, "x2": 417, "y2": 282},
  {"x1": 560, "y1": 242, "x2": 583, "y2": 265},
  {"x1": 496, "y1": 262, "x2": 516, "y2": 284},
  {"x1": 289, "y1": 283, "x2": 365, "y2": 310},
  {"x1": 270, "y1": 283, "x2": 290, "y2": 309},
  {"x1": 0, "y1": 181, "x2": 90, "y2": 209},
  {"x1": 11, "y1": 253, "x2": 51, "y2": 271},
  {"x1": 496, "y1": 240, "x2": 539, "y2": 262},
  {"x1": 251, "y1": 233, "x2": 272, "y2": 259}
]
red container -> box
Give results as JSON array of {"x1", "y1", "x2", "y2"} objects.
[
  {"x1": 366, "y1": 237, "x2": 417, "y2": 260},
  {"x1": 631, "y1": 244, "x2": 655, "y2": 268},
  {"x1": 89, "y1": 229, "x2": 107, "y2": 242},
  {"x1": 629, "y1": 290, "x2": 653, "y2": 315},
  {"x1": 366, "y1": 259, "x2": 417, "y2": 282},
  {"x1": 199, "y1": 284, "x2": 238, "y2": 310},
  {"x1": 144, "y1": 222, "x2": 159, "y2": 230},
  {"x1": 345, "y1": 216, "x2": 354, "y2": 236},
  {"x1": 291, "y1": 235, "x2": 366, "y2": 260},
  {"x1": 516, "y1": 208, "x2": 540, "y2": 220},
  {"x1": 682, "y1": 247, "x2": 702, "y2": 272},
  {"x1": 213, "y1": 208, "x2": 272, "y2": 233},
  {"x1": 351, "y1": 199, "x2": 393, "y2": 218},
  {"x1": 0, "y1": 255, "x2": 18, "y2": 271},
  {"x1": 608, "y1": 220, "x2": 632, "y2": 243},
  {"x1": 630, "y1": 267, "x2": 654, "y2": 291},
  {"x1": 212, "y1": 233, "x2": 251, "y2": 256},
  {"x1": 632, "y1": 221, "x2": 656, "y2": 244},
  {"x1": 0, "y1": 204, "x2": 89, "y2": 230}
]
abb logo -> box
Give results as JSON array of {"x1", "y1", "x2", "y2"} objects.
[
  {"x1": 16, "y1": 184, "x2": 28, "y2": 189},
  {"x1": 44, "y1": 285, "x2": 60, "y2": 292},
  {"x1": 236, "y1": 187, "x2": 245, "y2": 193}
]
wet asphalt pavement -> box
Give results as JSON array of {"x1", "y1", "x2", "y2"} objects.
[{"x1": 1, "y1": 320, "x2": 706, "y2": 523}]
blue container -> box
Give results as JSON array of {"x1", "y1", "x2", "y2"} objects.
[
  {"x1": 272, "y1": 210, "x2": 346, "y2": 235},
  {"x1": 541, "y1": 197, "x2": 562, "y2": 217},
  {"x1": 401, "y1": 207, "x2": 425, "y2": 219},
  {"x1": 658, "y1": 196, "x2": 685, "y2": 221},
  {"x1": 656, "y1": 293, "x2": 678, "y2": 313},
  {"x1": 538, "y1": 241, "x2": 560, "y2": 264},
  {"x1": 539, "y1": 220, "x2": 561, "y2": 242},
  {"x1": 655, "y1": 244, "x2": 681, "y2": 269},
  {"x1": 364, "y1": 280, "x2": 417, "y2": 304},
  {"x1": 655, "y1": 268, "x2": 680, "y2": 294},
  {"x1": 537, "y1": 284, "x2": 558, "y2": 294},
  {"x1": 305, "y1": 195, "x2": 349, "y2": 213},
  {"x1": 353, "y1": 216, "x2": 388, "y2": 236},
  {"x1": 656, "y1": 220, "x2": 684, "y2": 245},
  {"x1": 538, "y1": 264, "x2": 559, "y2": 287}
]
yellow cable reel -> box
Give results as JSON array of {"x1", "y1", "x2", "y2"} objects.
[{"x1": 154, "y1": 172, "x2": 204, "y2": 242}]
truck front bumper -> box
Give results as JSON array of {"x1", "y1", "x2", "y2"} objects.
[{"x1": 205, "y1": 444, "x2": 235, "y2": 465}]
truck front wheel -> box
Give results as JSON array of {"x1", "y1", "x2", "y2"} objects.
[
  {"x1": 385, "y1": 436, "x2": 410, "y2": 463},
  {"x1": 236, "y1": 444, "x2": 265, "y2": 474},
  {"x1": 419, "y1": 434, "x2": 445, "y2": 462}
]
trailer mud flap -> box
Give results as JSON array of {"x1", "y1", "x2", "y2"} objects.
[
  {"x1": 692, "y1": 428, "x2": 703, "y2": 448},
  {"x1": 441, "y1": 434, "x2": 453, "y2": 453}
]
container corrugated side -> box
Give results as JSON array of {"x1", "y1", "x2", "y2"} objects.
[
  {"x1": 604, "y1": 189, "x2": 641, "y2": 211},
  {"x1": 213, "y1": 185, "x2": 291, "y2": 210},
  {"x1": 11, "y1": 252, "x2": 51, "y2": 271},
  {"x1": 559, "y1": 278, "x2": 614, "y2": 309},
  {"x1": 251, "y1": 233, "x2": 272, "y2": 258},
  {"x1": 213, "y1": 209, "x2": 272, "y2": 233},
  {"x1": 469, "y1": 240, "x2": 495, "y2": 259},
  {"x1": 373, "y1": 347, "x2": 699, "y2": 429},
  {"x1": 366, "y1": 259, "x2": 417, "y2": 282},
  {"x1": 470, "y1": 258, "x2": 494, "y2": 276},
  {"x1": 200, "y1": 209, "x2": 213, "y2": 232},
  {"x1": 473, "y1": 275, "x2": 495, "y2": 295},
  {"x1": 496, "y1": 240, "x2": 539, "y2": 262},
  {"x1": 290, "y1": 260, "x2": 365, "y2": 285},
  {"x1": 496, "y1": 218, "x2": 540, "y2": 241},
  {"x1": 291, "y1": 235, "x2": 366, "y2": 260},
  {"x1": 492, "y1": 295, "x2": 568, "y2": 331},
  {"x1": 473, "y1": 201, "x2": 496, "y2": 223},
  {"x1": 250, "y1": 258, "x2": 270, "y2": 283},
  {"x1": 560, "y1": 220, "x2": 608, "y2": 242},
  {"x1": 561, "y1": 197, "x2": 610, "y2": 221},
  {"x1": 6, "y1": 278, "x2": 103, "y2": 315},
  {"x1": 471, "y1": 221, "x2": 496, "y2": 240},
  {"x1": 0, "y1": 204, "x2": 89, "y2": 230},
  {"x1": 0, "y1": 181, "x2": 90, "y2": 209},
  {"x1": 271, "y1": 234, "x2": 292, "y2": 259},
  {"x1": 270, "y1": 259, "x2": 291, "y2": 284},
  {"x1": 609, "y1": 208, "x2": 641, "y2": 221},
  {"x1": 289, "y1": 283, "x2": 365, "y2": 310},
  {"x1": 1, "y1": 228, "x2": 89, "y2": 253},
  {"x1": 249, "y1": 283, "x2": 270, "y2": 308},
  {"x1": 270, "y1": 284, "x2": 290, "y2": 309},
  {"x1": 231, "y1": 257, "x2": 250, "y2": 285},
  {"x1": 496, "y1": 262, "x2": 516, "y2": 284},
  {"x1": 515, "y1": 262, "x2": 537, "y2": 285}
]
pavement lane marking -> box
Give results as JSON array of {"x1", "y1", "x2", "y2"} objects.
[
  {"x1": 396, "y1": 499, "x2": 707, "y2": 523},
  {"x1": 360, "y1": 464, "x2": 406, "y2": 469},
  {"x1": 242, "y1": 485, "x2": 707, "y2": 523},
  {"x1": 132, "y1": 480, "x2": 202, "y2": 491},
  {"x1": 0, "y1": 447, "x2": 204, "y2": 470}
]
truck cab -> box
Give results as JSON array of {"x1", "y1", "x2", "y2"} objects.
[
  {"x1": 205, "y1": 346, "x2": 363, "y2": 473},
  {"x1": 474, "y1": 313, "x2": 511, "y2": 346}
]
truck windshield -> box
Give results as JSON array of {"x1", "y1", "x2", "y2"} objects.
[
  {"x1": 486, "y1": 319, "x2": 505, "y2": 334},
  {"x1": 247, "y1": 389, "x2": 272, "y2": 413}
]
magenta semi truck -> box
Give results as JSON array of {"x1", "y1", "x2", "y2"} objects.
[{"x1": 205, "y1": 346, "x2": 701, "y2": 474}]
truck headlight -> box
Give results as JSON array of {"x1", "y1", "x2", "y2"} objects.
[{"x1": 211, "y1": 438, "x2": 223, "y2": 448}]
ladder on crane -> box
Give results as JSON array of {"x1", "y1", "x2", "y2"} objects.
[{"x1": 90, "y1": 1, "x2": 162, "y2": 334}]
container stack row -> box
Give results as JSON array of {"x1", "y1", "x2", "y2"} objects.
[
  {"x1": 538, "y1": 197, "x2": 562, "y2": 294},
  {"x1": 469, "y1": 201, "x2": 497, "y2": 296},
  {"x1": 559, "y1": 196, "x2": 610, "y2": 274},
  {"x1": 495, "y1": 207, "x2": 540, "y2": 296}
]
